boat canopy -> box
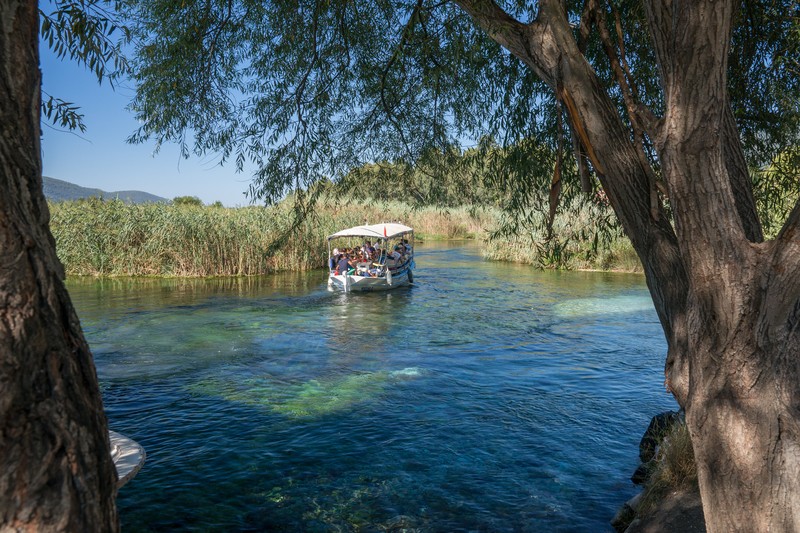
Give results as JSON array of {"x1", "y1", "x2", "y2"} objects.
[{"x1": 327, "y1": 223, "x2": 413, "y2": 241}]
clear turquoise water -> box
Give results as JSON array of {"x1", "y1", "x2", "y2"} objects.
[{"x1": 68, "y1": 242, "x2": 676, "y2": 532}]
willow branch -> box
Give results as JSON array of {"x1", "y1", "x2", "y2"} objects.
[
  {"x1": 571, "y1": 128, "x2": 592, "y2": 193},
  {"x1": 577, "y1": 0, "x2": 598, "y2": 53},
  {"x1": 375, "y1": 0, "x2": 425, "y2": 157},
  {"x1": 453, "y1": 0, "x2": 556, "y2": 86},
  {"x1": 594, "y1": 3, "x2": 658, "y2": 139},
  {"x1": 722, "y1": 100, "x2": 763, "y2": 242},
  {"x1": 593, "y1": 2, "x2": 664, "y2": 218}
]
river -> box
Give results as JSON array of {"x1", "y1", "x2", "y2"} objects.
[{"x1": 67, "y1": 241, "x2": 677, "y2": 532}]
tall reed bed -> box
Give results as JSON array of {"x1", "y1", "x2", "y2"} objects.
[
  {"x1": 315, "y1": 197, "x2": 497, "y2": 240},
  {"x1": 48, "y1": 198, "x2": 497, "y2": 277},
  {"x1": 48, "y1": 196, "x2": 637, "y2": 277},
  {"x1": 482, "y1": 198, "x2": 639, "y2": 271}
]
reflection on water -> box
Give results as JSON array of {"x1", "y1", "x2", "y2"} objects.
[{"x1": 67, "y1": 242, "x2": 676, "y2": 532}]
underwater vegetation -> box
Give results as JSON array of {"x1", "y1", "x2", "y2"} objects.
[
  {"x1": 189, "y1": 367, "x2": 423, "y2": 419},
  {"x1": 553, "y1": 295, "x2": 654, "y2": 318}
]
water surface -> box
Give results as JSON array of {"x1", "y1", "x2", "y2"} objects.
[{"x1": 68, "y1": 242, "x2": 676, "y2": 532}]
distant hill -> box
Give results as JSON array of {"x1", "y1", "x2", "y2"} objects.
[{"x1": 43, "y1": 176, "x2": 168, "y2": 204}]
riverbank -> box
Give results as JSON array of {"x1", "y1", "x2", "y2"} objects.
[
  {"x1": 48, "y1": 197, "x2": 493, "y2": 276},
  {"x1": 49, "y1": 197, "x2": 636, "y2": 277},
  {"x1": 613, "y1": 412, "x2": 702, "y2": 532},
  {"x1": 626, "y1": 488, "x2": 705, "y2": 533}
]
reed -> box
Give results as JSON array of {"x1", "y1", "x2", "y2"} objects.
[
  {"x1": 482, "y1": 198, "x2": 639, "y2": 271},
  {"x1": 48, "y1": 197, "x2": 496, "y2": 277},
  {"x1": 48, "y1": 195, "x2": 638, "y2": 277}
]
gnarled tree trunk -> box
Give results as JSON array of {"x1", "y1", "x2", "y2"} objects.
[
  {"x1": 456, "y1": 0, "x2": 800, "y2": 530},
  {"x1": 649, "y1": 2, "x2": 800, "y2": 530},
  {"x1": 0, "y1": 1, "x2": 119, "y2": 530}
]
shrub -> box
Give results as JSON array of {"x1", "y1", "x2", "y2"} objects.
[{"x1": 638, "y1": 421, "x2": 698, "y2": 514}]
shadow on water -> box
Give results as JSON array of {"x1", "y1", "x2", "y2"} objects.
[{"x1": 67, "y1": 241, "x2": 675, "y2": 532}]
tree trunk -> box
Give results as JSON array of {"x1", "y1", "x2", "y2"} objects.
[
  {"x1": 0, "y1": 1, "x2": 119, "y2": 531},
  {"x1": 649, "y1": 1, "x2": 800, "y2": 530},
  {"x1": 456, "y1": 0, "x2": 800, "y2": 530},
  {"x1": 683, "y1": 259, "x2": 800, "y2": 531}
]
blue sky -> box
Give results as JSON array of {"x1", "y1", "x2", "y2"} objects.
[{"x1": 40, "y1": 43, "x2": 255, "y2": 207}]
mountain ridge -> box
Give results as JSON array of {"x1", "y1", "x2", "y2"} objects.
[{"x1": 43, "y1": 176, "x2": 168, "y2": 204}]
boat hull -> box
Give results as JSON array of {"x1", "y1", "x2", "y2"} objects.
[{"x1": 328, "y1": 269, "x2": 411, "y2": 292}]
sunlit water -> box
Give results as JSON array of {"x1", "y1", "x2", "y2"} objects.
[{"x1": 67, "y1": 242, "x2": 676, "y2": 532}]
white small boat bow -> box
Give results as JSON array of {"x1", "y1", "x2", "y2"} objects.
[{"x1": 327, "y1": 223, "x2": 415, "y2": 292}]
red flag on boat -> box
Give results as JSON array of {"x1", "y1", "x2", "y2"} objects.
[{"x1": 383, "y1": 226, "x2": 387, "y2": 237}]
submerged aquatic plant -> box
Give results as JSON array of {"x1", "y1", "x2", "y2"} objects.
[
  {"x1": 189, "y1": 367, "x2": 422, "y2": 419},
  {"x1": 552, "y1": 295, "x2": 655, "y2": 318},
  {"x1": 272, "y1": 373, "x2": 391, "y2": 418}
]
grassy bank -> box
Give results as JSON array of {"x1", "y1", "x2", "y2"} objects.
[{"x1": 48, "y1": 197, "x2": 496, "y2": 277}]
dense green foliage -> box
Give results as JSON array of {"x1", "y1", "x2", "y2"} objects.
[
  {"x1": 44, "y1": 0, "x2": 799, "y2": 278},
  {"x1": 120, "y1": 0, "x2": 587, "y2": 236},
  {"x1": 753, "y1": 148, "x2": 800, "y2": 238},
  {"x1": 42, "y1": 1, "x2": 799, "y2": 275},
  {"x1": 119, "y1": 0, "x2": 799, "y2": 242},
  {"x1": 40, "y1": 0, "x2": 130, "y2": 132}
]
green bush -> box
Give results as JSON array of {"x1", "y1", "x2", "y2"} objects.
[{"x1": 172, "y1": 195, "x2": 204, "y2": 207}]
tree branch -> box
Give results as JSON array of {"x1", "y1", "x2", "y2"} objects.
[
  {"x1": 768, "y1": 199, "x2": 800, "y2": 341},
  {"x1": 722, "y1": 99, "x2": 763, "y2": 243},
  {"x1": 374, "y1": 0, "x2": 425, "y2": 158},
  {"x1": 452, "y1": 0, "x2": 557, "y2": 87},
  {"x1": 592, "y1": 2, "x2": 665, "y2": 212},
  {"x1": 571, "y1": 127, "x2": 592, "y2": 193},
  {"x1": 576, "y1": 0, "x2": 598, "y2": 53},
  {"x1": 594, "y1": 2, "x2": 658, "y2": 139},
  {"x1": 645, "y1": 0, "x2": 749, "y2": 274},
  {"x1": 607, "y1": 1, "x2": 660, "y2": 137},
  {"x1": 777, "y1": 195, "x2": 800, "y2": 243}
]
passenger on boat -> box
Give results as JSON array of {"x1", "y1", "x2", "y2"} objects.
[
  {"x1": 335, "y1": 254, "x2": 350, "y2": 275},
  {"x1": 356, "y1": 258, "x2": 371, "y2": 276},
  {"x1": 330, "y1": 248, "x2": 341, "y2": 270},
  {"x1": 387, "y1": 247, "x2": 402, "y2": 267}
]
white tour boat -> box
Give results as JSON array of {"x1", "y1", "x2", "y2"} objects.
[{"x1": 327, "y1": 223, "x2": 415, "y2": 292}]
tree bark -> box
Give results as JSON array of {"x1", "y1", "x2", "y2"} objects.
[
  {"x1": 647, "y1": 1, "x2": 800, "y2": 530},
  {"x1": 456, "y1": 0, "x2": 800, "y2": 531},
  {"x1": 0, "y1": 1, "x2": 119, "y2": 531}
]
